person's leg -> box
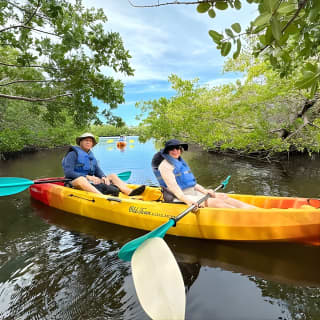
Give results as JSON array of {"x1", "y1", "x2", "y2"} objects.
[
  {"x1": 185, "y1": 194, "x2": 235, "y2": 208},
  {"x1": 215, "y1": 193, "x2": 257, "y2": 208},
  {"x1": 108, "y1": 174, "x2": 145, "y2": 196},
  {"x1": 71, "y1": 176, "x2": 102, "y2": 194},
  {"x1": 206, "y1": 197, "x2": 235, "y2": 208}
]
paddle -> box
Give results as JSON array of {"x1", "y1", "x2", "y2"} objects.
[
  {"x1": 131, "y1": 237, "x2": 186, "y2": 320},
  {"x1": 118, "y1": 175, "x2": 231, "y2": 261},
  {"x1": 0, "y1": 171, "x2": 132, "y2": 197}
]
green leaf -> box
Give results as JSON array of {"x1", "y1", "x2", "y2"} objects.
[
  {"x1": 277, "y1": 2, "x2": 297, "y2": 14},
  {"x1": 253, "y1": 12, "x2": 272, "y2": 27},
  {"x1": 197, "y1": 3, "x2": 211, "y2": 13},
  {"x1": 221, "y1": 41, "x2": 232, "y2": 56},
  {"x1": 271, "y1": 16, "x2": 281, "y2": 41},
  {"x1": 310, "y1": 81, "x2": 318, "y2": 97},
  {"x1": 231, "y1": 23, "x2": 241, "y2": 33},
  {"x1": 208, "y1": 9, "x2": 216, "y2": 18},
  {"x1": 209, "y1": 30, "x2": 224, "y2": 44},
  {"x1": 305, "y1": 63, "x2": 318, "y2": 73},
  {"x1": 263, "y1": 0, "x2": 278, "y2": 13},
  {"x1": 225, "y1": 28, "x2": 234, "y2": 38},
  {"x1": 296, "y1": 71, "x2": 320, "y2": 89},
  {"x1": 234, "y1": 0, "x2": 242, "y2": 10},
  {"x1": 233, "y1": 38, "x2": 241, "y2": 59},
  {"x1": 265, "y1": 26, "x2": 274, "y2": 44},
  {"x1": 308, "y1": 8, "x2": 319, "y2": 22},
  {"x1": 215, "y1": 1, "x2": 228, "y2": 10}
]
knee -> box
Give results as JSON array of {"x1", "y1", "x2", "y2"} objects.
[
  {"x1": 215, "y1": 193, "x2": 228, "y2": 200},
  {"x1": 72, "y1": 176, "x2": 88, "y2": 187},
  {"x1": 208, "y1": 198, "x2": 226, "y2": 208},
  {"x1": 108, "y1": 173, "x2": 117, "y2": 180}
]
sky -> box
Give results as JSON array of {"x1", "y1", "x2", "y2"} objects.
[{"x1": 84, "y1": 0, "x2": 258, "y2": 126}]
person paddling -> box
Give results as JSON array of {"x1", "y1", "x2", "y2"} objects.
[
  {"x1": 151, "y1": 139, "x2": 256, "y2": 208},
  {"x1": 62, "y1": 133, "x2": 145, "y2": 196}
]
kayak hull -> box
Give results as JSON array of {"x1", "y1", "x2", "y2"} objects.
[{"x1": 29, "y1": 178, "x2": 320, "y2": 245}]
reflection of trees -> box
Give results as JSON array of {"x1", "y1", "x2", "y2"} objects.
[
  {"x1": 178, "y1": 262, "x2": 201, "y2": 293},
  {"x1": 0, "y1": 229, "x2": 131, "y2": 319},
  {"x1": 251, "y1": 277, "x2": 320, "y2": 320}
]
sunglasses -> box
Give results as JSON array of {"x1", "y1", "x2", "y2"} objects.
[{"x1": 167, "y1": 145, "x2": 182, "y2": 151}]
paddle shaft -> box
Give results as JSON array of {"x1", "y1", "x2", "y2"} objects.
[
  {"x1": 174, "y1": 182, "x2": 225, "y2": 223},
  {"x1": 33, "y1": 178, "x2": 71, "y2": 184},
  {"x1": 118, "y1": 176, "x2": 231, "y2": 261}
]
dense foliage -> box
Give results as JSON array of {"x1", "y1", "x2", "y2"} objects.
[
  {"x1": 136, "y1": 54, "x2": 320, "y2": 159},
  {"x1": 0, "y1": 0, "x2": 133, "y2": 126}
]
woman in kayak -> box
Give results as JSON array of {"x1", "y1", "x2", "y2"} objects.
[
  {"x1": 152, "y1": 139, "x2": 256, "y2": 208},
  {"x1": 62, "y1": 132, "x2": 145, "y2": 196}
]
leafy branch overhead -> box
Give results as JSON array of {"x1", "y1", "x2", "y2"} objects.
[
  {"x1": 0, "y1": 0, "x2": 134, "y2": 126},
  {"x1": 129, "y1": 0, "x2": 320, "y2": 95}
]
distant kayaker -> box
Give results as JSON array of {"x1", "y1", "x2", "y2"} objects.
[
  {"x1": 151, "y1": 139, "x2": 256, "y2": 208},
  {"x1": 62, "y1": 132, "x2": 145, "y2": 196}
]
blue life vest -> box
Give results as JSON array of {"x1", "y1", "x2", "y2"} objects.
[
  {"x1": 62, "y1": 146, "x2": 98, "y2": 176},
  {"x1": 152, "y1": 151, "x2": 196, "y2": 190}
]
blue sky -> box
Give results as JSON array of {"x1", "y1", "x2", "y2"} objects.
[{"x1": 85, "y1": 0, "x2": 258, "y2": 126}]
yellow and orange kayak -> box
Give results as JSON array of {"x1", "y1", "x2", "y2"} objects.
[
  {"x1": 29, "y1": 178, "x2": 320, "y2": 245},
  {"x1": 116, "y1": 141, "x2": 127, "y2": 148}
]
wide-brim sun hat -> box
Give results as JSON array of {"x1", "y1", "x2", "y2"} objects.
[
  {"x1": 163, "y1": 139, "x2": 188, "y2": 153},
  {"x1": 76, "y1": 132, "x2": 97, "y2": 146}
]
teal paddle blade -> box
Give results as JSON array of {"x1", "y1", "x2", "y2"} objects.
[
  {"x1": 0, "y1": 177, "x2": 34, "y2": 196},
  {"x1": 117, "y1": 171, "x2": 131, "y2": 181},
  {"x1": 118, "y1": 219, "x2": 175, "y2": 261}
]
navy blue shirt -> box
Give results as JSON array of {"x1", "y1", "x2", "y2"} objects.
[{"x1": 63, "y1": 150, "x2": 105, "y2": 180}]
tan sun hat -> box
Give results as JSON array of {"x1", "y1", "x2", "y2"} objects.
[{"x1": 76, "y1": 132, "x2": 97, "y2": 146}]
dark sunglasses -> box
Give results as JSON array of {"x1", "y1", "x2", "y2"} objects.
[{"x1": 167, "y1": 145, "x2": 182, "y2": 151}]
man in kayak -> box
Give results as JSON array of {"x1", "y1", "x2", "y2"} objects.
[
  {"x1": 62, "y1": 132, "x2": 145, "y2": 196},
  {"x1": 151, "y1": 139, "x2": 256, "y2": 208}
]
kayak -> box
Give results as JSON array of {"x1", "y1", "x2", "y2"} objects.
[
  {"x1": 117, "y1": 141, "x2": 127, "y2": 148},
  {"x1": 29, "y1": 178, "x2": 320, "y2": 245}
]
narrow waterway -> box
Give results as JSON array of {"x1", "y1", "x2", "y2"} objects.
[{"x1": 1, "y1": 137, "x2": 320, "y2": 320}]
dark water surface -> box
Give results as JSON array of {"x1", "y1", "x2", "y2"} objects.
[{"x1": 1, "y1": 137, "x2": 320, "y2": 320}]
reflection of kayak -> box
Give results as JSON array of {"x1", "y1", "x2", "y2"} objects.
[
  {"x1": 29, "y1": 178, "x2": 320, "y2": 245},
  {"x1": 31, "y1": 200, "x2": 320, "y2": 287}
]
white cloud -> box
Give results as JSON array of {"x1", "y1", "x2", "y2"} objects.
[{"x1": 83, "y1": 0, "x2": 257, "y2": 124}]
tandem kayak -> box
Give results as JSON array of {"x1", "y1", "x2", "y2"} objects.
[{"x1": 29, "y1": 178, "x2": 320, "y2": 245}]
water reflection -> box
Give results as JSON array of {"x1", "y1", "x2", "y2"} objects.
[
  {"x1": 0, "y1": 207, "x2": 145, "y2": 319},
  {"x1": 1, "y1": 137, "x2": 320, "y2": 319},
  {"x1": 30, "y1": 200, "x2": 320, "y2": 319}
]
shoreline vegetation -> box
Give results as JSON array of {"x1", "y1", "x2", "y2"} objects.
[
  {"x1": 1, "y1": 1, "x2": 320, "y2": 163},
  {"x1": 1, "y1": 127, "x2": 319, "y2": 163}
]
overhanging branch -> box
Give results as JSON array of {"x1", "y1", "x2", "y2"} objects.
[
  {"x1": 0, "y1": 79, "x2": 64, "y2": 87},
  {"x1": 128, "y1": 0, "x2": 209, "y2": 8},
  {"x1": 0, "y1": 93, "x2": 72, "y2": 102},
  {"x1": 0, "y1": 24, "x2": 58, "y2": 37}
]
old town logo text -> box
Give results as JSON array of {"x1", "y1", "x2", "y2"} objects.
[{"x1": 129, "y1": 206, "x2": 174, "y2": 219}]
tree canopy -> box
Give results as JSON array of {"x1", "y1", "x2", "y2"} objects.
[
  {"x1": 0, "y1": 0, "x2": 134, "y2": 126},
  {"x1": 129, "y1": 0, "x2": 320, "y2": 96},
  {"x1": 136, "y1": 53, "x2": 320, "y2": 160}
]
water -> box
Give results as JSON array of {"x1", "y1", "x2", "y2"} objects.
[{"x1": 1, "y1": 137, "x2": 320, "y2": 320}]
